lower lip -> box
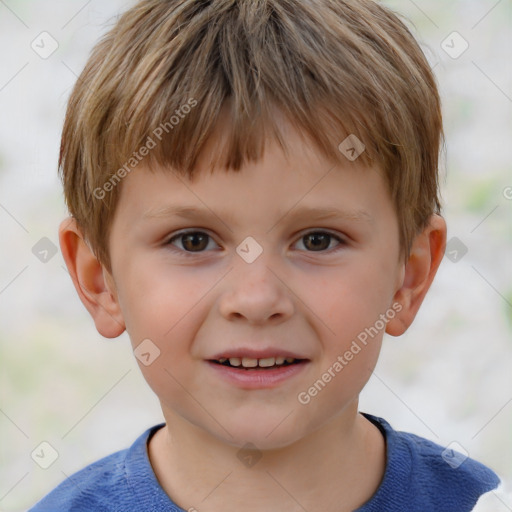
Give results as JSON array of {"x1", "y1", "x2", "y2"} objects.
[{"x1": 206, "y1": 360, "x2": 310, "y2": 389}]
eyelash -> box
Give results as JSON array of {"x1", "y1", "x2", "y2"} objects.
[{"x1": 165, "y1": 229, "x2": 347, "y2": 257}]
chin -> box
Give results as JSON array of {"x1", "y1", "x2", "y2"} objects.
[{"x1": 211, "y1": 413, "x2": 311, "y2": 451}]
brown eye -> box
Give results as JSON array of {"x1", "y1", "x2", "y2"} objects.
[
  {"x1": 296, "y1": 231, "x2": 344, "y2": 252},
  {"x1": 303, "y1": 233, "x2": 330, "y2": 251},
  {"x1": 167, "y1": 231, "x2": 216, "y2": 253},
  {"x1": 181, "y1": 233, "x2": 209, "y2": 251}
]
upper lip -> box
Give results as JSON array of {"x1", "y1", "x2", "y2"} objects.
[{"x1": 208, "y1": 348, "x2": 309, "y2": 360}]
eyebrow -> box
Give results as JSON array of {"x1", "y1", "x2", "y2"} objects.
[{"x1": 142, "y1": 204, "x2": 372, "y2": 229}]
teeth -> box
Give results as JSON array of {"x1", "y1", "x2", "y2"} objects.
[
  {"x1": 241, "y1": 357, "x2": 258, "y2": 368},
  {"x1": 221, "y1": 356, "x2": 297, "y2": 368}
]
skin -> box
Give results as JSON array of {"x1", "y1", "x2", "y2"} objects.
[{"x1": 59, "y1": 115, "x2": 446, "y2": 511}]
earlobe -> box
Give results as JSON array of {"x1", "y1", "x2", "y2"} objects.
[
  {"x1": 386, "y1": 214, "x2": 447, "y2": 337},
  {"x1": 59, "y1": 217, "x2": 126, "y2": 339}
]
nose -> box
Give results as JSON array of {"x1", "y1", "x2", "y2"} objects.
[{"x1": 218, "y1": 254, "x2": 295, "y2": 326}]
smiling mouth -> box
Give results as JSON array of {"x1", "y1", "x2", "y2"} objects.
[{"x1": 210, "y1": 357, "x2": 306, "y2": 370}]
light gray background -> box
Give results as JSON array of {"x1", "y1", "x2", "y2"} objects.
[{"x1": 1, "y1": 1, "x2": 511, "y2": 510}]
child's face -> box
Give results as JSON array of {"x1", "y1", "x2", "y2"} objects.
[{"x1": 104, "y1": 122, "x2": 406, "y2": 449}]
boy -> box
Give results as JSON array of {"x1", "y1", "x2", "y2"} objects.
[{"x1": 30, "y1": 0, "x2": 502, "y2": 510}]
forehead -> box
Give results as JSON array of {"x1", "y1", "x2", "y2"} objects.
[
  {"x1": 112, "y1": 128, "x2": 390, "y2": 234},
  {"x1": 110, "y1": 105, "x2": 391, "y2": 228}
]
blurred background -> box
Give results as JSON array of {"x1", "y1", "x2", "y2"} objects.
[{"x1": 0, "y1": 0, "x2": 511, "y2": 510}]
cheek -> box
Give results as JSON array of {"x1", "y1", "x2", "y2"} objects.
[
  {"x1": 119, "y1": 259, "x2": 207, "y2": 341},
  {"x1": 316, "y1": 264, "x2": 397, "y2": 341},
  {"x1": 117, "y1": 260, "x2": 214, "y2": 380},
  {"x1": 304, "y1": 262, "x2": 395, "y2": 400}
]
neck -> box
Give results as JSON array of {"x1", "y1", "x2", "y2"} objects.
[{"x1": 148, "y1": 402, "x2": 386, "y2": 512}]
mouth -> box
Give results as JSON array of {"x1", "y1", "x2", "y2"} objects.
[
  {"x1": 206, "y1": 353, "x2": 311, "y2": 388},
  {"x1": 209, "y1": 356, "x2": 307, "y2": 370}
]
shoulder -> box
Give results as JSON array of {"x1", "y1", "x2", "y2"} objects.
[
  {"x1": 28, "y1": 424, "x2": 171, "y2": 512},
  {"x1": 359, "y1": 414, "x2": 501, "y2": 512},
  {"x1": 28, "y1": 448, "x2": 130, "y2": 512}
]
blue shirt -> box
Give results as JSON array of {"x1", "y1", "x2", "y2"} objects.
[{"x1": 29, "y1": 414, "x2": 500, "y2": 511}]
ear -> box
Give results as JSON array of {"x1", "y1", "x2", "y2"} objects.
[
  {"x1": 59, "y1": 217, "x2": 126, "y2": 338},
  {"x1": 386, "y1": 214, "x2": 447, "y2": 336}
]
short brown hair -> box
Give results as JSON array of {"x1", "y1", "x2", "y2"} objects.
[{"x1": 60, "y1": 0, "x2": 444, "y2": 272}]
